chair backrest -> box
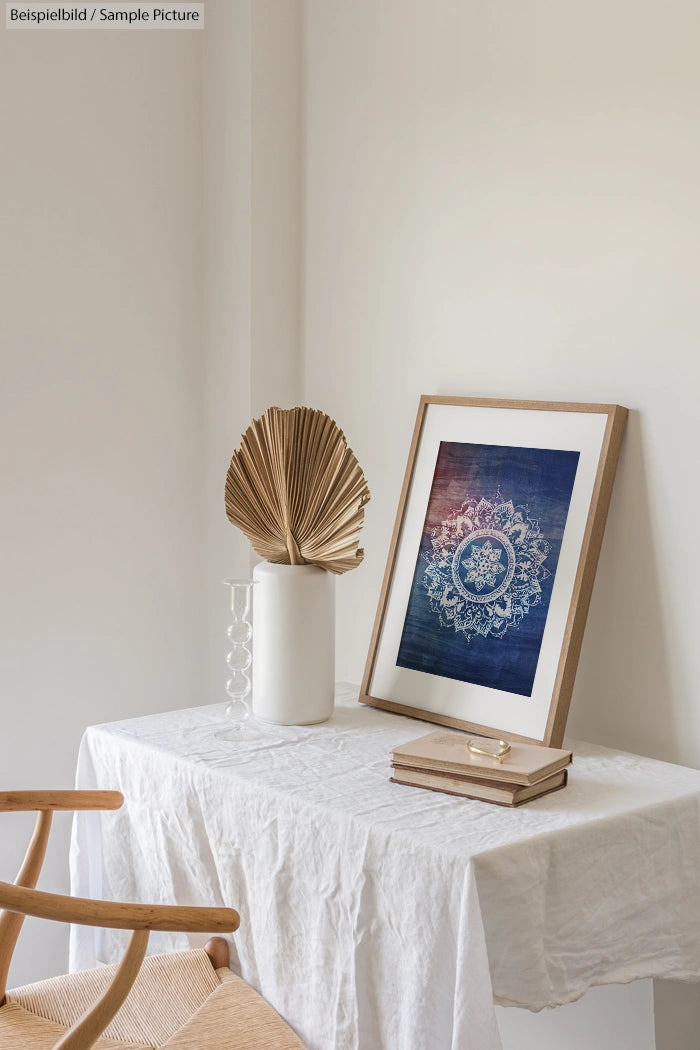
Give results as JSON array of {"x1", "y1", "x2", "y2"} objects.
[
  {"x1": 0, "y1": 790, "x2": 239, "y2": 1050},
  {"x1": 0, "y1": 790, "x2": 124, "y2": 1003}
]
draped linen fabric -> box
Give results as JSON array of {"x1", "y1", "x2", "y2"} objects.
[{"x1": 70, "y1": 686, "x2": 700, "y2": 1050}]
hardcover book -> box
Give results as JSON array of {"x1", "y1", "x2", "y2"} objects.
[
  {"x1": 390, "y1": 765, "x2": 568, "y2": 807},
  {"x1": 391, "y1": 730, "x2": 572, "y2": 786}
]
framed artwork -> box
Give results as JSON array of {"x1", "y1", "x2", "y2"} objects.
[{"x1": 360, "y1": 396, "x2": 627, "y2": 747}]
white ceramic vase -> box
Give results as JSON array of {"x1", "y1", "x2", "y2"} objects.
[{"x1": 252, "y1": 561, "x2": 335, "y2": 725}]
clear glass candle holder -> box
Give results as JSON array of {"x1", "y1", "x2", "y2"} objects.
[{"x1": 218, "y1": 578, "x2": 259, "y2": 741}]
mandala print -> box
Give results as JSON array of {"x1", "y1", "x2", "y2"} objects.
[{"x1": 422, "y1": 494, "x2": 552, "y2": 642}]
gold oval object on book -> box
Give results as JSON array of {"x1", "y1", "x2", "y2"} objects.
[
  {"x1": 467, "y1": 738, "x2": 512, "y2": 762},
  {"x1": 225, "y1": 406, "x2": 370, "y2": 575}
]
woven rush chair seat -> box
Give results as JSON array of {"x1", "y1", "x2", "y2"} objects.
[
  {"x1": 3, "y1": 949, "x2": 306, "y2": 1049},
  {"x1": 0, "y1": 1001, "x2": 144, "y2": 1049},
  {"x1": 0, "y1": 791, "x2": 307, "y2": 1050}
]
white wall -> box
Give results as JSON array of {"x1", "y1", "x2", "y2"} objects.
[
  {"x1": 202, "y1": 0, "x2": 254, "y2": 703},
  {"x1": 302, "y1": 3, "x2": 700, "y2": 1045},
  {"x1": 302, "y1": 0, "x2": 700, "y2": 767},
  {"x1": 0, "y1": 25, "x2": 204, "y2": 984},
  {"x1": 0, "y1": 0, "x2": 303, "y2": 986},
  {"x1": 202, "y1": 0, "x2": 301, "y2": 701}
]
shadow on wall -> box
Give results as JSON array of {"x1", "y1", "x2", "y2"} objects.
[{"x1": 567, "y1": 410, "x2": 679, "y2": 763}]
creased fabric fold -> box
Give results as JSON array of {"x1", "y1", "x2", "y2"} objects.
[{"x1": 70, "y1": 685, "x2": 700, "y2": 1050}]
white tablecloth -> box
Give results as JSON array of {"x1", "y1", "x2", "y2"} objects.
[{"x1": 70, "y1": 685, "x2": 700, "y2": 1050}]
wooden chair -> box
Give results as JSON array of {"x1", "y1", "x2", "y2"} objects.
[{"x1": 0, "y1": 790, "x2": 307, "y2": 1050}]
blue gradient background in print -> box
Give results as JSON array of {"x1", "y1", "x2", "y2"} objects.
[{"x1": 396, "y1": 441, "x2": 580, "y2": 697}]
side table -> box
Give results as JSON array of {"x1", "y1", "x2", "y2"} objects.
[{"x1": 70, "y1": 685, "x2": 700, "y2": 1050}]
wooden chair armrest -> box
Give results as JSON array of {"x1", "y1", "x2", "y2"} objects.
[
  {"x1": 0, "y1": 881, "x2": 239, "y2": 933},
  {"x1": 0, "y1": 790, "x2": 124, "y2": 812},
  {"x1": 0, "y1": 793, "x2": 125, "y2": 997}
]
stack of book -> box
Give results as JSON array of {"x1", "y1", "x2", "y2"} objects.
[{"x1": 391, "y1": 730, "x2": 572, "y2": 807}]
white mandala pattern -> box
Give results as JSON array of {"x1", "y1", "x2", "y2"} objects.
[
  {"x1": 462, "y1": 539, "x2": 505, "y2": 592},
  {"x1": 422, "y1": 493, "x2": 551, "y2": 642}
]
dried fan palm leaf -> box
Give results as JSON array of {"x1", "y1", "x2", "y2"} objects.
[{"x1": 225, "y1": 406, "x2": 370, "y2": 574}]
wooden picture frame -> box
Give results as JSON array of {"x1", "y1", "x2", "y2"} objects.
[{"x1": 360, "y1": 396, "x2": 627, "y2": 747}]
